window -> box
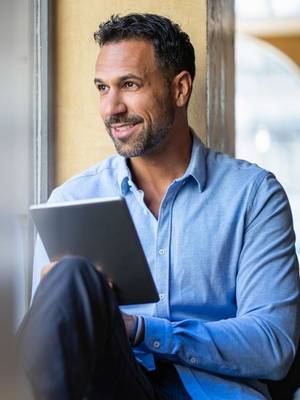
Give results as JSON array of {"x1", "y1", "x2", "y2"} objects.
[{"x1": 236, "y1": 28, "x2": 300, "y2": 256}]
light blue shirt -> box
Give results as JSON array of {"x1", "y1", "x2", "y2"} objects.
[{"x1": 32, "y1": 134, "x2": 300, "y2": 400}]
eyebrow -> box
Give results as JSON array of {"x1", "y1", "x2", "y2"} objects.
[{"x1": 94, "y1": 74, "x2": 143, "y2": 85}]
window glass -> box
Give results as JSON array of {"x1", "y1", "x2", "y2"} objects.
[
  {"x1": 236, "y1": 0, "x2": 300, "y2": 19},
  {"x1": 236, "y1": 35, "x2": 300, "y2": 255}
]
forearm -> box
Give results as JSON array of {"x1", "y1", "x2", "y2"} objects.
[
  {"x1": 141, "y1": 310, "x2": 298, "y2": 380},
  {"x1": 137, "y1": 174, "x2": 299, "y2": 380}
]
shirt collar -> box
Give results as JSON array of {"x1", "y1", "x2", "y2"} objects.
[
  {"x1": 116, "y1": 129, "x2": 207, "y2": 195},
  {"x1": 181, "y1": 131, "x2": 207, "y2": 192},
  {"x1": 116, "y1": 157, "x2": 132, "y2": 195}
]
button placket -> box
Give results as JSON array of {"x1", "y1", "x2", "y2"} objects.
[{"x1": 155, "y1": 201, "x2": 170, "y2": 318}]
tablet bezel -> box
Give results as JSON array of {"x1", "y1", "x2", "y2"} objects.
[{"x1": 30, "y1": 197, "x2": 159, "y2": 305}]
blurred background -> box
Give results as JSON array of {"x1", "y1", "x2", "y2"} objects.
[
  {"x1": 0, "y1": 1, "x2": 32, "y2": 398},
  {"x1": 236, "y1": 0, "x2": 300, "y2": 257}
]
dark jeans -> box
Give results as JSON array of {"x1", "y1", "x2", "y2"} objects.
[{"x1": 18, "y1": 256, "x2": 191, "y2": 400}]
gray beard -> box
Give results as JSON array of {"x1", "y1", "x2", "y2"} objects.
[
  {"x1": 106, "y1": 101, "x2": 175, "y2": 158},
  {"x1": 109, "y1": 123, "x2": 172, "y2": 158}
]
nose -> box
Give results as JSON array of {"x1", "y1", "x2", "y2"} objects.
[{"x1": 100, "y1": 89, "x2": 127, "y2": 119}]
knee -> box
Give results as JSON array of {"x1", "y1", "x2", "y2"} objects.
[
  {"x1": 57, "y1": 255, "x2": 95, "y2": 276},
  {"x1": 37, "y1": 256, "x2": 109, "y2": 300},
  {"x1": 54, "y1": 255, "x2": 109, "y2": 286},
  {"x1": 32, "y1": 255, "x2": 116, "y2": 321}
]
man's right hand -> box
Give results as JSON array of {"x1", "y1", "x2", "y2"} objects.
[{"x1": 41, "y1": 260, "x2": 58, "y2": 280}]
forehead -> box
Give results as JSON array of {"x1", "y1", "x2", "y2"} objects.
[{"x1": 95, "y1": 39, "x2": 159, "y2": 79}]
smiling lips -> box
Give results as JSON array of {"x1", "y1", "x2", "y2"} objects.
[{"x1": 110, "y1": 122, "x2": 142, "y2": 139}]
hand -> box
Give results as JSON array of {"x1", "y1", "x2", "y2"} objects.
[
  {"x1": 94, "y1": 264, "x2": 114, "y2": 289},
  {"x1": 121, "y1": 312, "x2": 137, "y2": 338},
  {"x1": 41, "y1": 260, "x2": 58, "y2": 280}
]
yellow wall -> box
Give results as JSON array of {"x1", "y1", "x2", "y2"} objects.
[
  {"x1": 257, "y1": 34, "x2": 300, "y2": 68},
  {"x1": 54, "y1": 1, "x2": 207, "y2": 185}
]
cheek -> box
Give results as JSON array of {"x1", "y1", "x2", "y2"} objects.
[
  {"x1": 128, "y1": 90, "x2": 170, "y2": 123},
  {"x1": 126, "y1": 95, "x2": 152, "y2": 119},
  {"x1": 98, "y1": 97, "x2": 108, "y2": 119},
  {"x1": 149, "y1": 95, "x2": 172, "y2": 122}
]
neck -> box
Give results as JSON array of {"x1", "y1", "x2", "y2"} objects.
[{"x1": 128, "y1": 122, "x2": 192, "y2": 217}]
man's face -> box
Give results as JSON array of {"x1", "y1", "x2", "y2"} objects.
[{"x1": 94, "y1": 39, "x2": 175, "y2": 157}]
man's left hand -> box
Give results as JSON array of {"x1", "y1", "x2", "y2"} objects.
[{"x1": 121, "y1": 312, "x2": 137, "y2": 338}]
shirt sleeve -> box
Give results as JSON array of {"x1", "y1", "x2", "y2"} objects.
[
  {"x1": 31, "y1": 188, "x2": 67, "y2": 300},
  {"x1": 141, "y1": 173, "x2": 300, "y2": 380},
  {"x1": 31, "y1": 234, "x2": 50, "y2": 298}
]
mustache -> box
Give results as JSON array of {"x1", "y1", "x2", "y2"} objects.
[{"x1": 105, "y1": 114, "x2": 144, "y2": 128}]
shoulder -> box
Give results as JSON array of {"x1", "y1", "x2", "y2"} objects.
[
  {"x1": 205, "y1": 148, "x2": 271, "y2": 193},
  {"x1": 48, "y1": 155, "x2": 124, "y2": 202},
  {"x1": 203, "y1": 148, "x2": 289, "y2": 218}
]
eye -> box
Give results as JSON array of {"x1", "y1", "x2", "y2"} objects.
[
  {"x1": 96, "y1": 83, "x2": 108, "y2": 93},
  {"x1": 123, "y1": 81, "x2": 139, "y2": 89}
]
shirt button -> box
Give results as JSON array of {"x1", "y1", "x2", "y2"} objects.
[
  {"x1": 153, "y1": 340, "x2": 160, "y2": 349},
  {"x1": 158, "y1": 249, "x2": 165, "y2": 255},
  {"x1": 159, "y1": 293, "x2": 165, "y2": 301},
  {"x1": 190, "y1": 357, "x2": 197, "y2": 364}
]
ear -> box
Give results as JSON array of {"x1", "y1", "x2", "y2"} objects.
[{"x1": 172, "y1": 70, "x2": 192, "y2": 108}]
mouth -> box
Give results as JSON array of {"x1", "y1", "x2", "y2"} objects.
[{"x1": 110, "y1": 121, "x2": 142, "y2": 140}]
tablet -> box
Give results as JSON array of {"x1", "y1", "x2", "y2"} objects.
[{"x1": 30, "y1": 197, "x2": 159, "y2": 305}]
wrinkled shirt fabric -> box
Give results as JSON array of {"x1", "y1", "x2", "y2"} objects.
[{"x1": 32, "y1": 134, "x2": 300, "y2": 400}]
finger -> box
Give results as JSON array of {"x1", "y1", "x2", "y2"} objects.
[
  {"x1": 41, "y1": 260, "x2": 58, "y2": 280},
  {"x1": 94, "y1": 263, "x2": 114, "y2": 289},
  {"x1": 107, "y1": 279, "x2": 114, "y2": 289},
  {"x1": 121, "y1": 312, "x2": 137, "y2": 338}
]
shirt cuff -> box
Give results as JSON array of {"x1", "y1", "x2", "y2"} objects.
[{"x1": 142, "y1": 315, "x2": 172, "y2": 354}]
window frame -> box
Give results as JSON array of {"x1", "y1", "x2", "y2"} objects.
[{"x1": 33, "y1": 0, "x2": 54, "y2": 205}]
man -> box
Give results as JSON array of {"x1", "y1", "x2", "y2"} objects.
[{"x1": 19, "y1": 13, "x2": 299, "y2": 399}]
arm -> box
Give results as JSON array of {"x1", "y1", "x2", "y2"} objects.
[
  {"x1": 141, "y1": 174, "x2": 300, "y2": 380},
  {"x1": 31, "y1": 234, "x2": 50, "y2": 298},
  {"x1": 31, "y1": 189, "x2": 67, "y2": 298}
]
